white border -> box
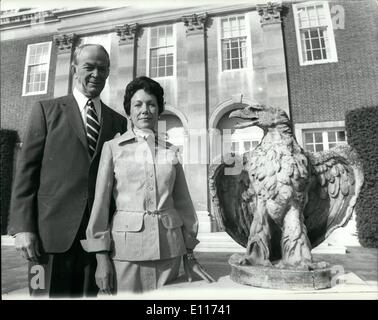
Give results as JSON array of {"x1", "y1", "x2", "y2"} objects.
[
  {"x1": 293, "y1": 1, "x2": 338, "y2": 66},
  {"x1": 22, "y1": 41, "x2": 52, "y2": 96}
]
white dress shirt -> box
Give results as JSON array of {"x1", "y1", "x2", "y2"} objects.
[{"x1": 73, "y1": 87, "x2": 102, "y2": 128}]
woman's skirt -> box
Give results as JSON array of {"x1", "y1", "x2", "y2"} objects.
[{"x1": 113, "y1": 256, "x2": 181, "y2": 294}]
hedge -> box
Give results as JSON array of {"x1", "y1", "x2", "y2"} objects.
[
  {"x1": 0, "y1": 129, "x2": 18, "y2": 235},
  {"x1": 345, "y1": 106, "x2": 378, "y2": 248}
]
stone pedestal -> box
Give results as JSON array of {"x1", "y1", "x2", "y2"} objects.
[{"x1": 229, "y1": 253, "x2": 332, "y2": 290}]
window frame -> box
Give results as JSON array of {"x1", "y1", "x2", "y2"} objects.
[
  {"x1": 303, "y1": 128, "x2": 347, "y2": 152},
  {"x1": 293, "y1": 1, "x2": 338, "y2": 66},
  {"x1": 146, "y1": 24, "x2": 177, "y2": 80},
  {"x1": 217, "y1": 13, "x2": 253, "y2": 73},
  {"x1": 22, "y1": 41, "x2": 52, "y2": 96}
]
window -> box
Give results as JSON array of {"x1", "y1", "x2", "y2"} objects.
[
  {"x1": 149, "y1": 25, "x2": 174, "y2": 78},
  {"x1": 231, "y1": 140, "x2": 259, "y2": 154},
  {"x1": 22, "y1": 42, "x2": 52, "y2": 96},
  {"x1": 293, "y1": 1, "x2": 337, "y2": 65},
  {"x1": 220, "y1": 15, "x2": 248, "y2": 71},
  {"x1": 304, "y1": 129, "x2": 347, "y2": 152}
]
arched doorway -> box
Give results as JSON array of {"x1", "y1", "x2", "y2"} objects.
[
  {"x1": 217, "y1": 109, "x2": 263, "y2": 156},
  {"x1": 209, "y1": 97, "x2": 264, "y2": 162}
]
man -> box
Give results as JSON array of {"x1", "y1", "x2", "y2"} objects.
[{"x1": 8, "y1": 44, "x2": 128, "y2": 297}]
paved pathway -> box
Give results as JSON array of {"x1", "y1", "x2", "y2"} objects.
[{"x1": 2, "y1": 240, "x2": 377, "y2": 299}]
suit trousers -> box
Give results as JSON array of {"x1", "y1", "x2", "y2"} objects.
[{"x1": 28, "y1": 207, "x2": 98, "y2": 298}]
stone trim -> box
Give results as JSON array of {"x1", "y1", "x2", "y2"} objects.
[
  {"x1": 257, "y1": 2, "x2": 282, "y2": 25},
  {"x1": 53, "y1": 33, "x2": 77, "y2": 54},
  {"x1": 181, "y1": 13, "x2": 208, "y2": 34},
  {"x1": 115, "y1": 23, "x2": 140, "y2": 45}
]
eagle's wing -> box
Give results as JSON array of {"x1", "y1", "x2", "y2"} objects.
[
  {"x1": 209, "y1": 152, "x2": 255, "y2": 247},
  {"x1": 304, "y1": 144, "x2": 364, "y2": 248}
]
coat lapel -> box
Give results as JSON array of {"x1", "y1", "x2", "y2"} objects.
[{"x1": 61, "y1": 95, "x2": 89, "y2": 154}]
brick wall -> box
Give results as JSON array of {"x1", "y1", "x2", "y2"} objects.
[
  {"x1": 1, "y1": 35, "x2": 57, "y2": 141},
  {"x1": 282, "y1": 0, "x2": 378, "y2": 124}
]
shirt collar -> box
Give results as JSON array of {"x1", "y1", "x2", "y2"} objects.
[
  {"x1": 73, "y1": 87, "x2": 101, "y2": 113},
  {"x1": 117, "y1": 129, "x2": 168, "y2": 146}
]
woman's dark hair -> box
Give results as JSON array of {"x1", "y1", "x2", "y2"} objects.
[{"x1": 123, "y1": 76, "x2": 165, "y2": 116}]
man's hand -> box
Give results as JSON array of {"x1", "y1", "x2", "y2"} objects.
[
  {"x1": 183, "y1": 252, "x2": 216, "y2": 283},
  {"x1": 95, "y1": 252, "x2": 114, "y2": 295},
  {"x1": 14, "y1": 232, "x2": 41, "y2": 262}
]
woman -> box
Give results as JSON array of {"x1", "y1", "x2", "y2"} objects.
[{"x1": 81, "y1": 76, "x2": 214, "y2": 294}]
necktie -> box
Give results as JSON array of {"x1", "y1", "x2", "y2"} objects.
[{"x1": 86, "y1": 99, "x2": 100, "y2": 157}]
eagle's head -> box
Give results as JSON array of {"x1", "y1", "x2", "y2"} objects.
[{"x1": 229, "y1": 104, "x2": 290, "y2": 129}]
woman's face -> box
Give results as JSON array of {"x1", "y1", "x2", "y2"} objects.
[{"x1": 129, "y1": 89, "x2": 159, "y2": 131}]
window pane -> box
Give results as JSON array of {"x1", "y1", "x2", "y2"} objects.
[
  {"x1": 315, "y1": 144, "x2": 323, "y2": 152},
  {"x1": 328, "y1": 143, "x2": 336, "y2": 149},
  {"x1": 151, "y1": 37, "x2": 157, "y2": 48},
  {"x1": 310, "y1": 30, "x2": 318, "y2": 38},
  {"x1": 305, "y1": 144, "x2": 315, "y2": 152},
  {"x1": 244, "y1": 141, "x2": 251, "y2": 151},
  {"x1": 223, "y1": 59, "x2": 230, "y2": 70},
  {"x1": 151, "y1": 57, "x2": 157, "y2": 68},
  {"x1": 158, "y1": 56, "x2": 165, "y2": 67},
  {"x1": 337, "y1": 131, "x2": 346, "y2": 141},
  {"x1": 314, "y1": 132, "x2": 322, "y2": 143},
  {"x1": 328, "y1": 131, "x2": 336, "y2": 142},
  {"x1": 158, "y1": 67, "x2": 165, "y2": 77},
  {"x1": 231, "y1": 48, "x2": 239, "y2": 59},
  {"x1": 39, "y1": 81, "x2": 46, "y2": 91},
  {"x1": 305, "y1": 132, "x2": 313, "y2": 143},
  {"x1": 166, "y1": 54, "x2": 173, "y2": 66},
  {"x1": 305, "y1": 39, "x2": 311, "y2": 50},
  {"x1": 306, "y1": 51, "x2": 312, "y2": 61},
  {"x1": 166, "y1": 66, "x2": 173, "y2": 76},
  {"x1": 313, "y1": 49, "x2": 322, "y2": 60},
  {"x1": 231, "y1": 59, "x2": 239, "y2": 69},
  {"x1": 150, "y1": 67, "x2": 157, "y2": 78},
  {"x1": 311, "y1": 38, "x2": 320, "y2": 49}
]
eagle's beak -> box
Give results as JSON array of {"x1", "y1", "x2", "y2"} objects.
[{"x1": 229, "y1": 107, "x2": 259, "y2": 129}]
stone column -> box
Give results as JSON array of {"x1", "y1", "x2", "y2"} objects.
[
  {"x1": 181, "y1": 13, "x2": 213, "y2": 232},
  {"x1": 114, "y1": 23, "x2": 140, "y2": 115},
  {"x1": 257, "y1": 2, "x2": 290, "y2": 116},
  {"x1": 53, "y1": 33, "x2": 77, "y2": 98}
]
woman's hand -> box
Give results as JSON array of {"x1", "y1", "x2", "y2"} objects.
[
  {"x1": 95, "y1": 252, "x2": 114, "y2": 295},
  {"x1": 183, "y1": 250, "x2": 216, "y2": 283}
]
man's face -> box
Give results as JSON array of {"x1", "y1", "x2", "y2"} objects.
[{"x1": 72, "y1": 46, "x2": 110, "y2": 98}]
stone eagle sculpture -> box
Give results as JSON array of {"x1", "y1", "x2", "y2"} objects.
[{"x1": 209, "y1": 104, "x2": 364, "y2": 269}]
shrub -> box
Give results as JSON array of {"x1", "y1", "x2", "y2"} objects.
[
  {"x1": 345, "y1": 106, "x2": 378, "y2": 248},
  {"x1": 0, "y1": 129, "x2": 18, "y2": 235}
]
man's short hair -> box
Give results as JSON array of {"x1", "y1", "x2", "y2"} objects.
[{"x1": 72, "y1": 44, "x2": 110, "y2": 67}]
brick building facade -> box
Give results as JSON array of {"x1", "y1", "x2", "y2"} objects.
[{"x1": 1, "y1": 0, "x2": 377, "y2": 244}]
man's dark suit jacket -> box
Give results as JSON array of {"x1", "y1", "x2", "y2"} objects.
[{"x1": 8, "y1": 94, "x2": 128, "y2": 253}]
